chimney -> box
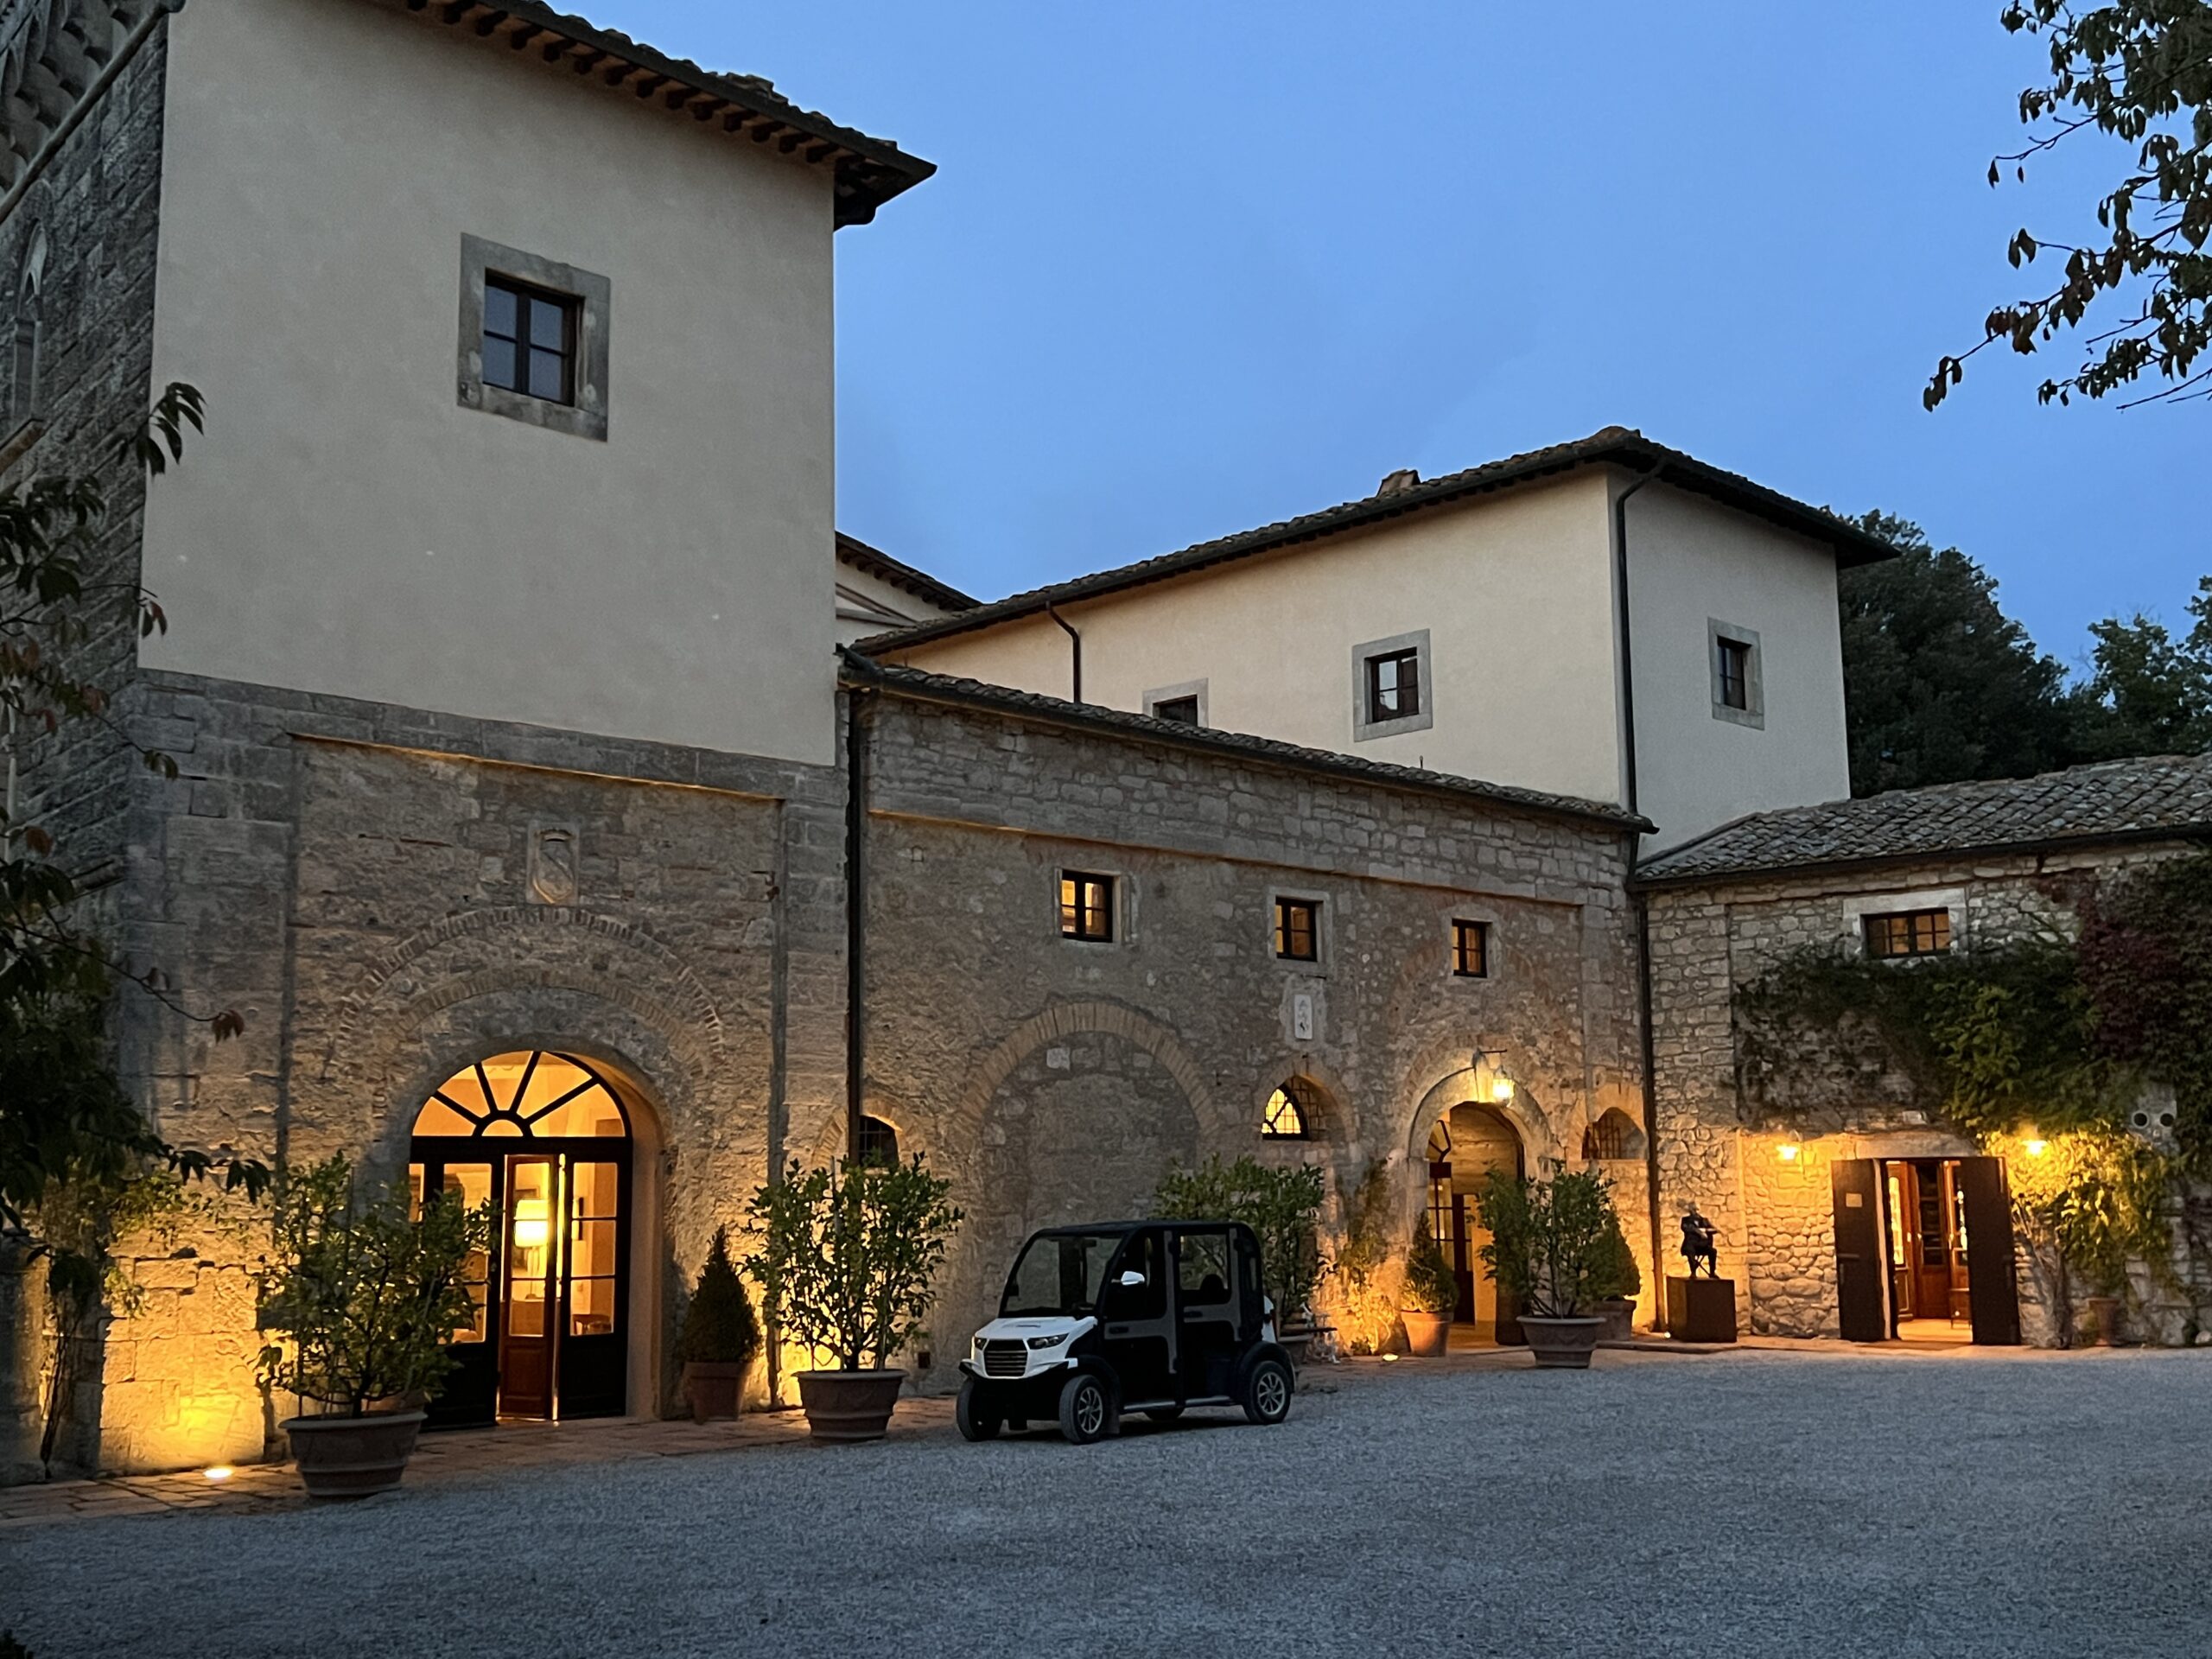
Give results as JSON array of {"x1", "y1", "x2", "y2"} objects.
[{"x1": 1377, "y1": 467, "x2": 1421, "y2": 497}]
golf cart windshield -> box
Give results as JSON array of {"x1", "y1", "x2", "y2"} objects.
[{"x1": 1001, "y1": 1231, "x2": 1127, "y2": 1318}]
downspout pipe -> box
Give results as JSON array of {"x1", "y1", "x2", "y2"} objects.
[
  {"x1": 843, "y1": 680, "x2": 871, "y2": 1166},
  {"x1": 1046, "y1": 604, "x2": 1082, "y2": 703},
  {"x1": 1611, "y1": 463, "x2": 1672, "y2": 1312}
]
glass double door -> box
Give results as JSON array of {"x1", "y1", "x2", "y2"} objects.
[{"x1": 410, "y1": 1147, "x2": 628, "y2": 1426}]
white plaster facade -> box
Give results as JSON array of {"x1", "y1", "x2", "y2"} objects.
[{"x1": 140, "y1": 0, "x2": 845, "y2": 764}]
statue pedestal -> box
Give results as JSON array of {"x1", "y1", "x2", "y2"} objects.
[{"x1": 1666, "y1": 1275, "x2": 1738, "y2": 1344}]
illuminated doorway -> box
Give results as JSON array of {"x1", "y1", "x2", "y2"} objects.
[
  {"x1": 409, "y1": 1052, "x2": 632, "y2": 1425},
  {"x1": 1426, "y1": 1103, "x2": 1525, "y2": 1341},
  {"x1": 1832, "y1": 1155, "x2": 2019, "y2": 1345}
]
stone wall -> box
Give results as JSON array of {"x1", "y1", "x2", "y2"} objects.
[
  {"x1": 0, "y1": 19, "x2": 171, "y2": 1479},
  {"x1": 856, "y1": 688, "x2": 1652, "y2": 1376},
  {"x1": 1647, "y1": 844, "x2": 2208, "y2": 1344},
  {"x1": 67, "y1": 669, "x2": 849, "y2": 1474}
]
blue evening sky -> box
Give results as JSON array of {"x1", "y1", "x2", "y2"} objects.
[{"x1": 591, "y1": 1, "x2": 2202, "y2": 667}]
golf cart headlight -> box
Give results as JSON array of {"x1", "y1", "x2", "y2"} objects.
[{"x1": 1027, "y1": 1333, "x2": 1067, "y2": 1350}]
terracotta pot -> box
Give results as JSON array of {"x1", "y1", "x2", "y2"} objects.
[
  {"x1": 1400, "y1": 1310, "x2": 1451, "y2": 1357},
  {"x1": 282, "y1": 1410, "x2": 426, "y2": 1501},
  {"x1": 683, "y1": 1359, "x2": 747, "y2": 1422},
  {"x1": 795, "y1": 1369, "x2": 905, "y2": 1441},
  {"x1": 1597, "y1": 1298, "x2": 1637, "y2": 1344},
  {"x1": 1519, "y1": 1315, "x2": 1605, "y2": 1370},
  {"x1": 2086, "y1": 1295, "x2": 2123, "y2": 1347}
]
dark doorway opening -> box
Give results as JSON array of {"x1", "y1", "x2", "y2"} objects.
[
  {"x1": 1832, "y1": 1154, "x2": 2018, "y2": 1346},
  {"x1": 409, "y1": 1052, "x2": 634, "y2": 1426}
]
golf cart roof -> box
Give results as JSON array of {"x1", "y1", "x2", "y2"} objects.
[{"x1": 1028, "y1": 1219, "x2": 1247, "y2": 1236}]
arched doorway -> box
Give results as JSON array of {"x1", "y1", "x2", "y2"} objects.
[
  {"x1": 1425, "y1": 1103, "x2": 1526, "y2": 1342},
  {"x1": 408, "y1": 1051, "x2": 632, "y2": 1426}
]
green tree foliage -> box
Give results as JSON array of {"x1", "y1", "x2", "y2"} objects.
[
  {"x1": 744, "y1": 1156, "x2": 962, "y2": 1373},
  {"x1": 1472, "y1": 1167, "x2": 1622, "y2": 1319},
  {"x1": 253, "y1": 1156, "x2": 494, "y2": 1418},
  {"x1": 1838, "y1": 512, "x2": 2078, "y2": 794},
  {"x1": 676, "y1": 1224, "x2": 762, "y2": 1366},
  {"x1": 1, "y1": 384, "x2": 262, "y2": 1256},
  {"x1": 2079, "y1": 850, "x2": 2212, "y2": 1166},
  {"x1": 1151, "y1": 1153, "x2": 1327, "y2": 1325},
  {"x1": 1929, "y1": 2, "x2": 2212, "y2": 410},
  {"x1": 1401, "y1": 1220, "x2": 1459, "y2": 1317},
  {"x1": 2069, "y1": 576, "x2": 2212, "y2": 756}
]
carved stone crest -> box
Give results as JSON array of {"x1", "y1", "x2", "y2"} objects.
[{"x1": 528, "y1": 823, "x2": 579, "y2": 906}]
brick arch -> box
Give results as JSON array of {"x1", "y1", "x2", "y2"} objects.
[
  {"x1": 316, "y1": 906, "x2": 735, "y2": 1113},
  {"x1": 949, "y1": 1000, "x2": 1216, "y2": 1146}
]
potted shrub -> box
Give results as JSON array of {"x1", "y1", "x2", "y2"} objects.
[
  {"x1": 254, "y1": 1156, "x2": 492, "y2": 1499},
  {"x1": 1474, "y1": 1166, "x2": 1617, "y2": 1370},
  {"x1": 1400, "y1": 1222, "x2": 1457, "y2": 1357},
  {"x1": 1153, "y1": 1154, "x2": 1327, "y2": 1360},
  {"x1": 1588, "y1": 1211, "x2": 1642, "y2": 1344},
  {"x1": 745, "y1": 1154, "x2": 961, "y2": 1441},
  {"x1": 678, "y1": 1225, "x2": 760, "y2": 1421}
]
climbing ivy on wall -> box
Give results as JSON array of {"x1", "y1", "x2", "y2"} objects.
[{"x1": 1735, "y1": 850, "x2": 2212, "y2": 1332}]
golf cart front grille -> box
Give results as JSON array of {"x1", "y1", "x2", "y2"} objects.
[{"x1": 981, "y1": 1340, "x2": 1027, "y2": 1377}]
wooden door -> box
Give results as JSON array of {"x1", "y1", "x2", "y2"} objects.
[
  {"x1": 1914, "y1": 1162, "x2": 1956, "y2": 1320},
  {"x1": 555, "y1": 1154, "x2": 628, "y2": 1418},
  {"x1": 1957, "y1": 1156, "x2": 2022, "y2": 1346},
  {"x1": 1832, "y1": 1159, "x2": 1887, "y2": 1343},
  {"x1": 418, "y1": 1158, "x2": 499, "y2": 1427},
  {"x1": 499, "y1": 1155, "x2": 560, "y2": 1418}
]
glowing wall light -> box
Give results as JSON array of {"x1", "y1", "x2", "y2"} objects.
[{"x1": 1777, "y1": 1141, "x2": 1802, "y2": 1163}]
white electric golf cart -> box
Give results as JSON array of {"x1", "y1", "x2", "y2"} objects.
[{"x1": 955, "y1": 1219, "x2": 1295, "y2": 1445}]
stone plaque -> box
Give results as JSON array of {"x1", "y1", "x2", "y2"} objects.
[
  {"x1": 1291, "y1": 992, "x2": 1315, "y2": 1042},
  {"x1": 529, "y1": 823, "x2": 579, "y2": 906}
]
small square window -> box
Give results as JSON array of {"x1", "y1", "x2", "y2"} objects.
[
  {"x1": 1863, "y1": 908, "x2": 1951, "y2": 959},
  {"x1": 483, "y1": 276, "x2": 578, "y2": 407},
  {"x1": 1716, "y1": 637, "x2": 1752, "y2": 711},
  {"x1": 1366, "y1": 650, "x2": 1421, "y2": 724},
  {"x1": 1274, "y1": 898, "x2": 1319, "y2": 962},
  {"x1": 1151, "y1": 695, "x2": 1200, "y2": 726},
  {"x1": 1452, "y1": 919, "x2": 1490, "y2": 978},
  {"x1": 1060, "y1": 872, "x2": 1116, "y2": 943}
]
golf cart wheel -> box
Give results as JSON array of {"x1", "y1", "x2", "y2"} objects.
[
  {"x1": 1141, "y1": 1406, "x2": 1184, "y2": 1424},
  {"x1": 955, "y1": 1377, "x2": 1001, "y2": 1442},
  {"x1": 1058, "y1": 1373, "x2": 1116, "y2": 1445},
  {"x1": 1243, "y1": 1356, "x2": 1294, "y2": 1426}
]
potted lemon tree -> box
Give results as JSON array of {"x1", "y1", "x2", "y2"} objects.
[
  {"x1": 1399, "y1": 1221, "x2": 1458, "y2": 1357},
  {"x1": 254, "y1": 1156, "x2": 492, "y2": 1498},
  {"x1": 677, "y1": 1225, "x2": 761, "y2": 1421},
  {"x1": 745, "y1": 1154, "x2": 961, "y2": 1441},
  {"x1": 1589, "y1": 1211, "x2": 1642, "y2": 1343},
  {"x1": 1474, "y1": 1166, "x2": 1618, "y2": 1370}
]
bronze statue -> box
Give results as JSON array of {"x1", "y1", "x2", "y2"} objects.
[{"x1": 1680, "y1": 1205, "x2": 1719, "y2": 1279}]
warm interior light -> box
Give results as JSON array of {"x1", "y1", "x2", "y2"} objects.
[
  {"x1": 203, "y1": 1465, "x2": 233, "y2": 1483},
  {"x1": 1777, "y1": 1142, "x2": 1802, "y2": 1162},
  {"x1": 513, "y1": 1196, "x2": 550, "y2": 1249}
]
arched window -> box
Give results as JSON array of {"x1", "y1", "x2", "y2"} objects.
[
  {"x1": 411, "y1": 1051, "x2": 629, "y2": 1139},
  {"x1": 1261, "y1": 1083, "x2": 1312, "y2": 1140},
  {"x1": 9, "y1": 225, "x2": 43, "y2": 429},
  {"x1": 1581, "y1": 1108, "x2": 1647, "y2": 1162},
  {"x1": 855, "y1": 1115, "x2": 899, "y2": 1166}
]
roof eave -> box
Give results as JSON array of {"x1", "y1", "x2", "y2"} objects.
[
  {"x1": 1632, "y1": 823, "x2": 2212, "y2": 893},
  {"x1": 388, "y1": 0, "x2": 935, "y2": 226}
]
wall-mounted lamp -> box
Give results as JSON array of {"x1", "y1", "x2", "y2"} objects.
[
  {"x1": 2023, "y1": 1135, "x2": 2050, "y2": 1158},
  {"x1": 1777, "y1": 1141, "x2": 1802, "y2": 1163},
  {"x1": 1474, "y1": 1047, "x2": 1516, "y2": 1104}
]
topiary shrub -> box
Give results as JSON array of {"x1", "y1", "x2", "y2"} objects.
[
  {"x1": 1588, "y1": 1211, "x2": 1641, "y2": 1302},
  {"x1": 677, "y1": 1225, "x2": 761, "y2": 1367},
  {"x1": 1402, "y1": 1222, "x2": 1459, "y2": 1317}
]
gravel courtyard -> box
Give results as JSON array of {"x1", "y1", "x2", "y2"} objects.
[{"x1": 3, "y1": 1345, "x2": 2205, "y2": 1659}]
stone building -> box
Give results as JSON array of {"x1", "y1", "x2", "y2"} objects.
[
  {"x1": 1639, "y1": 756, "x2": 2212, "y2": 1347},
  {"x1": 4, "y1": 0, "x2": 2202, "y2": 1487}
]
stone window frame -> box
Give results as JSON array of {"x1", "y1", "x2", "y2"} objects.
[
  {"x1": 457, "y1": 233, "x2": 611, "y2": 442},
  {"x1": 1351, "y1": 628, "x2": 1433, "y2": 742},
  {"x1": 1708, "y1": 618, "x2": 1765, "y2": 730},
  {"x1": 1055, "y1": 865, "x2": 1129, "y2": 948},
  {"x1": 1840, "y1": 887, "x2": 1966, "y2": 961},
  {"x1": 1268, "y1": 886, "x2": 1331, "y2": 970},
  {"x1": 1444, "y1": 906, "x2": 1503, "y2": 985},
  {"x1": 1143, "y1": 677, "x2": 1210, "y2": 728}
]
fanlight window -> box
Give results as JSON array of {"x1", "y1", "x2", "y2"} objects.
[
  {"x1": 412, "y1": 1052, "x2": 628, "y2": 1139},
  {"x1": 1262, "y1": 1084, "x2": 1312, "y2": 1140}
]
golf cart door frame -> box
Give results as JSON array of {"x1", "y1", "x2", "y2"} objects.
[{"x1": 1096, "y1": 1227, "x2": 1176, "y2": 1404}]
